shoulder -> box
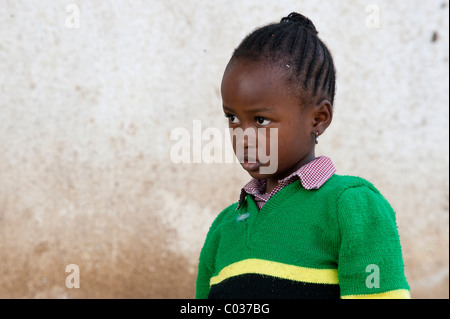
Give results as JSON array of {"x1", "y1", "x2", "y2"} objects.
[
  {"x1": 329, "y1": 175, "x2": 397, "y2": 228},
  {"x1": 215, "y1": 201, "x2": 239, "y2": 224},
  {"x1": 205, "y1": 201, "x2": 239, "y2": 237},
  {"x1": 324, "y1": 174, "x2": 379, "y2": 193},
  {"x1": 329, "y1": 174, "x2": 388, "y2": 206},
  {"x1": 318, "y1": 174, "x2": 383, "y2": 205},
  {"x1": 321, "y1": 174, "x2": 395, "y2": 219},
  {"x1": 199, "y1": 201, "x2": 239, "y2": 261}
]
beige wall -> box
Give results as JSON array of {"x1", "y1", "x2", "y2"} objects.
[{"x1": 0, "y1": 0, "x2": 448, "y2": 298}]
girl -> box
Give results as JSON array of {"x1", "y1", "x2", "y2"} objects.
[{"x1": 196, "y1": 12, "x2": 410, "y2": 299}]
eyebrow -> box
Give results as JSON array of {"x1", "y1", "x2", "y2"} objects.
[
  {"x1": 223, "y1": 105, "x2": 276, "y2": 114},
  {"x1": 222, "y1": 106, "x2": 235, "y2": 113}
]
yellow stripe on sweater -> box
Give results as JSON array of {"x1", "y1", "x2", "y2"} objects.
[
  {"x1": 210, "y1": 258, "x2": 339, "y2": 286},
  {"x1": 341, "y1": 289, "x2": 411, "y2": 299}
]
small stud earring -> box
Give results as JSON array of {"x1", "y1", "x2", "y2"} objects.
[{"x1": 315, "y1": 131, "x2": 319, "y2": 144}]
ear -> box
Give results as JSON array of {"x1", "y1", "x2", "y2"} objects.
[{"x1": 312, "y1": 99, "x2": 333, "y2": 135}]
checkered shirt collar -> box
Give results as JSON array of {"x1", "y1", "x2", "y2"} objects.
[{"x1": 237, "y1": 156, "x2": 336, "y2": 209}]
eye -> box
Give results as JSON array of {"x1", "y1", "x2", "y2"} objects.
[
  {"x1": 256, "y1": 116, "x2": 271, "y2": 126},
  {"x1": 225, "y1": 114, "x2": 240, "y2": 124}
]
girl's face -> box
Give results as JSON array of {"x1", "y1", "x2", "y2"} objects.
[{"x1": 221, "y1": 60, "x2": 331, "y2": 189}]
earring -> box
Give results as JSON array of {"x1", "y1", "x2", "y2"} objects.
[{"x1": 315, "y1": 131, "x2": 319, "y2": 144}]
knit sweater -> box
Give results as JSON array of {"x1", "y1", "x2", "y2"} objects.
[{"x1": 196, "y1": 174, "x2": 410, "y2": 299}]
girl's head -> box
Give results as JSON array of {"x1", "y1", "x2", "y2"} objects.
[
  {"x1": 222, "y1": 12, "x2": 335, "y2": 182},
  {"x1": 228, "y1": 12, "x2": 336, "y2": 107}
]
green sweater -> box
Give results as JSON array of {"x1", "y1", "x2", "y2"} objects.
[{"x1": 196, "y1": 174, "x2": 410, "y2": 299}]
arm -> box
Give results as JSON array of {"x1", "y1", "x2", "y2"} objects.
[
  {"x1": 195, "y1": 203, "x2": 237, "y2": 299},
  {"x1": 336, "y1": 185, "x2": 410, "y2": 299},
  {"x1": 195, "y1": 260, "x2": 212, "y2": 299}
]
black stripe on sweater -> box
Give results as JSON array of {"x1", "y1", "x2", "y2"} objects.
[{"x1": 208, "y1": 274, "x2": 340, "y2": 299}]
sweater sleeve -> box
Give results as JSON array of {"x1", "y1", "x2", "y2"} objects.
[
  {"x1": 195, "y1": 222, "x2": 218, "y2": 299},
  {"x1": 195, "y1": 260, "x2": 212, "y2": 299},
  {"x1": 336, "y1": 185, "x2": 410, "y2": 299},
  {"x1": 195, "y1": 203, "x2": 238, "y2": 299}
]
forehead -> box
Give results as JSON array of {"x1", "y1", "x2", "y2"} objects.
[{"x1": 221, "y1": 60, "x2": 289, "y2": 105}]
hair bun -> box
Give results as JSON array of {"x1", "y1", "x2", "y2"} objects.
[{"x1": 280, "y1": 12, "x2": 318, "y2": 34}]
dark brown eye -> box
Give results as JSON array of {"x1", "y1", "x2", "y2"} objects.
[
  {"x1": 256, "y1": 117, "x2": 271, "y2": 125},
  {"x1": 225, "y1": 114, "x2": 240, "y2": 124}
]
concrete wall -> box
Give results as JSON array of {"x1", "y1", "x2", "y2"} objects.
[{"x1": 0, "y1": 0, "x2": 448, "y2": 298}]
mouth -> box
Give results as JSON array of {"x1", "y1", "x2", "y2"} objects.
[{"x1": 239, "y1": 156, "x2": 261, "y2": 172}]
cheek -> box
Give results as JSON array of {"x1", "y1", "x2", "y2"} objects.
[
  {"x1": 256, "y1": 127, "x2": 277, "y2": 156},
  {"x1": 258, "y1": 129, "x2": 286, "y2": 163},
  {"x1": 277, "y1": 128, "x2": 309, "y2": 158}
]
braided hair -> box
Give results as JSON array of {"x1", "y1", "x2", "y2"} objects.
[{"x1": 229, "y1": 12, "x2": 336, "y2": 106}]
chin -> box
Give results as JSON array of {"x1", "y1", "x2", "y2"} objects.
[{"x1": 245, "y1": 168, "x2": 276, "y2": 180}]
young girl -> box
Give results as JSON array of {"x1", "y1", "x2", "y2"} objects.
[{"x1": 196, "y1": 12, "x2": 410, "y2": 299}]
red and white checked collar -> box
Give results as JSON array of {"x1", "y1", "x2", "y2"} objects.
[{"x1": 237, "y1": 156, "x2": 336, "y2": 210}]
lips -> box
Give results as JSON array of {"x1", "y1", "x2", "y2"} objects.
[{"x1": 240, "y1": 155, "x2": 261, "y2": 172}]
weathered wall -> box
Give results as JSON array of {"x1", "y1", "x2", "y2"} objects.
[{"x1": 0, "y1": 0, "x2": 448, "y2": 298}]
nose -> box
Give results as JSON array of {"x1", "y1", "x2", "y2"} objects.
[{"x1": 234, "y1": 125, "x2": 257, "y2": 151}]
